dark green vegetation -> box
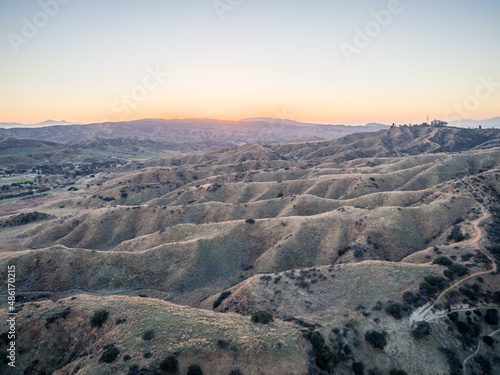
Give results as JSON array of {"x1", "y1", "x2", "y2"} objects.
[
  {"x1": 412, "y1": 321, "x2": 432, "y2": 340},
  {"x1": 0, "y1": 211, "x2": 55, "y2": 227},
  {"x1": 305, "y1": 330, "x2": 335, "y2": 374},
  {"x1": 142, "y1": 329, "x2": 155, "y2": 341},
  {"x1": 160, "y1": 355, "x2": 179, "y2": 372},
  {"x1": 364, "y1": 331, "x2": 387, "y2": 350},
  {"x1": 250, "y1": 311, "x2": 273, "y2": 324},
  {"x1": 385, "y1": 303, "x2": 402, "y2": 319},
  {"x1": 213, "y1": 291, "x2": 231, "y2": 309},
  {"x1": 101, "y1": 346, "x2": 120, "y2": 363},
  {"x1": 187, "y1": 364, "x2": 204, "y2": 375},
  {"x1": 90, "y1": 309, "x2": 109, "y2": 327}
]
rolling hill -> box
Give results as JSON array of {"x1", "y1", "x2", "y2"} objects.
[{"x1": 0, "y1": 125, "x2": 499, "y2": 375}]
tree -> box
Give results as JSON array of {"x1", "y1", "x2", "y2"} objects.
[
  {"x1": 90, "y1": 310, "x2": 109, "y2": 327},
  {"x1": 364, "y1": 330, "x2": 387, "y2": 349},
  {"x1": 101, "y1": 347, "x2": 120, "y2": 363},
  {"x1": 160, "y1": 355, "x2": 179, "y2": 373},
  {"x1": 386, "y1": 303, "x2": 402, "y2": 319},
  {"x1": 412, "y1": 321, "x2": 432, "y2": 339}
]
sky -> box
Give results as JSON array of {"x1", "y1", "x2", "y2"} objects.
[{"x1": 0, "y1": 0, "x2": 499, "y2": 125}]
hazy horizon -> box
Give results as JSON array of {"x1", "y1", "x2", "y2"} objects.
[{"x1": 1, "y1": 0, "x2": 499, "y2": 125}]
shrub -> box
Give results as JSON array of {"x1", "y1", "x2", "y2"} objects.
[
  {"x1": 483, "y1": 336, "x2": 494, "y2": 346},
  {"x1": 217, "y1": 339, "x2": 230, "y2": 349},
  {"x1": 251, "y1": 311, "x2": 273, "y2": 324},
  {"x1": 352, "y1": 361, "x2": 365, "y2": 375},
  {"x1": 187, "y1": 364, "x2": 203, "y2": 375},
  {"x1": 364, "y1": 330, "x2": 387, "y2": 350},
  {"x1": 160, "y1": 355, "x2": 179, "y2": 372},
  {"x1": 412, "y1": 321, "x2": 432, "y2": 339},
  {"x1": 433, "y1": 257, "x2": 452, "y2": 266},
  {"x1": 142, "y1": 329, "x2": 155, "y2": 341},
  {"x1": 447, "y1": 225, "x2": 465, "y2": 242},
  {"x1": 90, "y1": 310, "x2": 109, "y2": 327},
  {"x1": 213, "y1": 291, "x2": 231, "y2": 309},
  {"x1": 101, "y1": 347, "x2": 120, "y2": 363},
  {"x1": 229, "y1": 371, "x2": 243, "y2": 375},
  {"x1": 245, "y1": 218, "x2": 255, "y2": 224},
  {"x1": 484, "y1": 309, "x2": 499, "y2": 325},
  {"x1": 386, "y1": 303, "x2": 402, "y2": 319},
  {"x1": 123, "y1": 354, "x2": 131, "y2": 361}
]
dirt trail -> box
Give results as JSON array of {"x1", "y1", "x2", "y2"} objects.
[{"x1": 410, "y1": 211, "x2": 496, "y2": 325}]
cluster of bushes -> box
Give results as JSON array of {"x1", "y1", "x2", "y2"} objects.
[
  {"x1": 444, "y1": 263, "x2": 469, "y2": 279},
  {"x1": 364, "y1": 330, "x2": 387, "y2": 350},
  {"x1": 412, "y1": 321, "x2": 432, "y2": 339},
  {"x1": 125, "y1": 354, "x2": 183, "y2": 374},
  {"x1": 448, "y1": 312, "x2": 480, "y2": 348},
  {"x1": 305, "y1": 330, "x2": 336, "y2": 374},
  {"x1": 251, "y1": 311, "x2": 273, "y2": 324},
  {"x1": 433, "y1": 256, "x2": 469, "y2": 279},
  {"x1": 447, "y1": 225, "x2": 465, "y2": 242},
  {"x1": 439, "y1": 347, "x2": 462, "y2": 375},
  {"x1": 474, "y1": 355, "x2": 492, "y2": 375},
  {"x1": 419, "y1": 276, "x2": 448, "y2": 298},
  {"x1": 432, "y1": 256, "x2": 453, "y2": 266},
  {"x1": 213, "y1": 291, "x2": 231, "y2": 309},
  {"x1": 402, "y1": 291, "x2": 427, "y2": 308}
]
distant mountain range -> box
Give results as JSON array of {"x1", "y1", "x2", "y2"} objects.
[
  {"x1": 448, "y1": 117, "x2": 500, "y2": 128},
  {"x1": 0, "y1": 118, "x2": 389, "y2": 146},
  {"x1": 0, "y1": 120, "x2": 81, "y2": 128}
]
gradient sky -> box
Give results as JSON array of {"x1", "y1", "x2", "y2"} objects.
[{"x1": 0, "y1": 0, "x2": 499, "y2": 125}]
